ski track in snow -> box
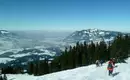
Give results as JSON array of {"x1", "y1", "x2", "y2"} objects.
[{"x1": 7, "y1": 58, "x2": 130, "y2": 80}]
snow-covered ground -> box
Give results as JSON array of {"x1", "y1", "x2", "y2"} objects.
[
  {"x1": 6, "y1": 58, "x2": 130, "y2": 80},
  {"x1": 9, "y1": 49, "x2": 56, "y2": 58}
]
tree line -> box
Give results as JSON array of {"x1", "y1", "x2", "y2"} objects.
[{"x1": 2, "y1": 34, "x2": 130, "y2": 76}]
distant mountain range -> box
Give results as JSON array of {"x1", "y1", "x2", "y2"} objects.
[
  {"x1": 64, "y1": 29, "x2": 130, "y2": 44},
  {"x1": 0, "y1": 30, "x2": 62, "y2": 67}
]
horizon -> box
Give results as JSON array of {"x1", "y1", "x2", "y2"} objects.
[
  {"x1": 0, "y1": 0, "x2": 130, "y2": 32},
  {"x1": 3, "y1": 28, "x2": 130, "y2": 33}
]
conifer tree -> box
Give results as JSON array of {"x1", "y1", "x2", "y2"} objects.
[{"x1": 28, "y1": 62, "x2": 34, "y2": 75}]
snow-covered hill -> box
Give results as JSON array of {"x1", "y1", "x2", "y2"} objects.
[
  {"x1": 0, "y1": 58, "x2": 15, "y2": 64},
  {"x1": 0, "y1": 30, "x2": 10, "y2": 35},
  {"x1": 0, "y1": 47, "x2": 62, "y2": 67},
  {"x1": 64, "y1": 29, "x2": 129, "y2": 44},
  {"x1": 7, "y1": 58, "x2": 130, "y2": 80}
]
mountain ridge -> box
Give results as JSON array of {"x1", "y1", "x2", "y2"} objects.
[{"x1": 64, "y1": 28, "x2": 129, "y2": 43}]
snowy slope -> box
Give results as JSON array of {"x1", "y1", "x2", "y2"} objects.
[{"x1": 7, "y1": 58, "x2": 130, "y2": 80}]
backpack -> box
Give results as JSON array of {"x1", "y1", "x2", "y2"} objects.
[{"x1": 107, "y1": 62, "x2": 113, "y2": 69}]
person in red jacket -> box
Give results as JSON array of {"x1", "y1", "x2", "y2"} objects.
[{"x1": 107, "y1": 59, "x2": 114, "y2": 76}]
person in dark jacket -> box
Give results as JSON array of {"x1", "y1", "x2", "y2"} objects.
[{"x1": 100, "y1": 60, "x2": 103, "y2": 66}]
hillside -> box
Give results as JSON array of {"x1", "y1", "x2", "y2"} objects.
[
  {"x1": 0, "y1": 29, "x2": 129, "y2": 71},
  {"x1": 64, "y1": 29, "x2": 129, "y2": 43},
  {"x1": 6, "y1": 58, "x2": 130, "y2": 80}
]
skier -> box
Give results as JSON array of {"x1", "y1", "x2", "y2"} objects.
[
  {"x1": 95, "y1": 60, "x2": 100, "y2": 67},
  {"x1": 100, "y1": 60, "x2": 103, "y2": 66},
  {"x1": 107, "y1": 59, "x2": 114, "y2": 76},
  {"x1": 112, "y1": 58, "x2": 116, "y2": 66}
]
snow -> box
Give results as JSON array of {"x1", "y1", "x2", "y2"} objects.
[
  {"x1": 104, "y1": 37, "x2": 114, "y2": 42},
  {"x1": 71, "y1": 33, "x2": 76, "y2": 36},
  {"x1": 90, "y1": 29, "x2": 98, "y2": 32},
  {"x1": 7, "y1": 58, "x2": 130, "y2": 80},
  {"x1": 0, "y1": 58, "x2": 15, "y2": 64},
  {"x1": 0, "y1": 49, "x2": 24, "y2": 55},
  {"x1": 64, "y1": 29, "x2": 124, "y2": 44},
  {"x1": 90, "y1": 38, "x2": 93, "y2": 41},
  {"x1": 99, "y1": 32, "x2": 105, "y2": 35},
  {"x1": 1, "y1": 31, "x2": 9, "y2": 34},
  {"x1": 9, "y1": 49, "x2": 56, "y2": 58},
  {"x1": 34, "y1": 46, "x2": 45, "y2": 49},
  {"x1": 83, "y1": 31, "x2": 89, "y2": 34},
  {"x1": 10, "y1": 53, "x2": 31, "y2": 58},
  {"x1": 10, "y1": 51, "x2": 56, "y2": 58},
  {"x1": 7, "y1": 74, "x2": 37, "y2": 80}
]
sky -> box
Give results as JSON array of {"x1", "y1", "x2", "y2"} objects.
[{"x1": 0, "y1": 0, "x2": 130, "y2": 32}]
